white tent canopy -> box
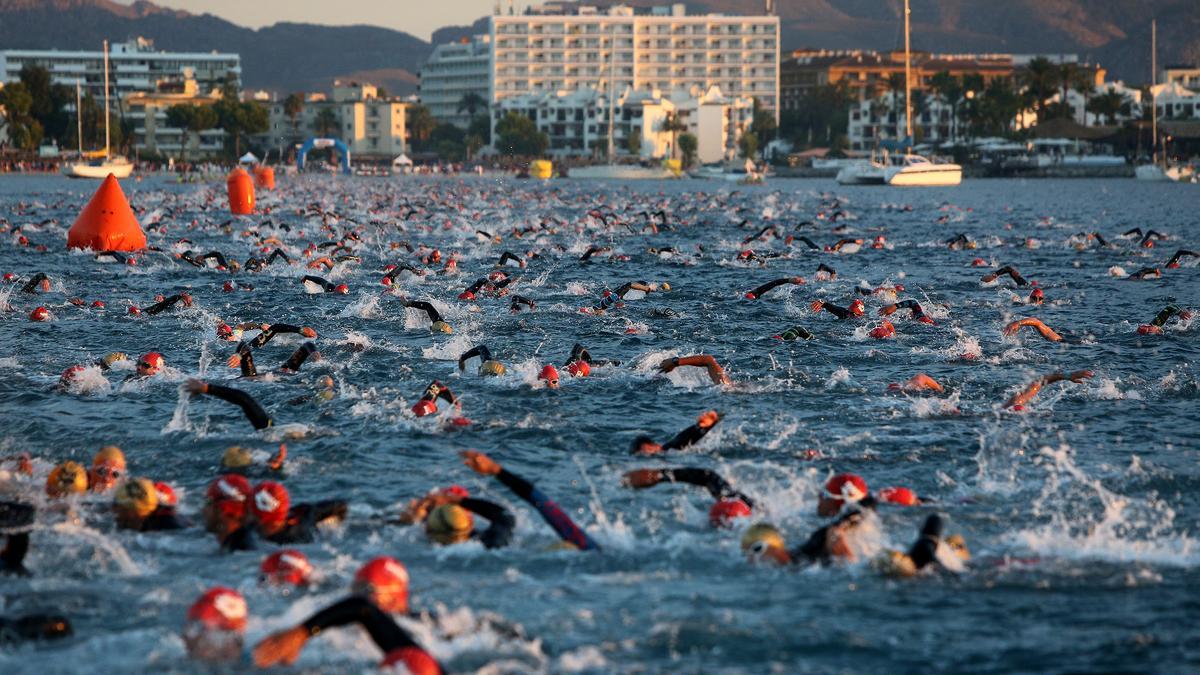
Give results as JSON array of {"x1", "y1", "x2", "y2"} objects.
[
  {"x1": 238, "y1": 152, "x2": 259, "y2": 164},
  {"x1": 392, "y1": 154, "x2": 413, "y2": 166}
]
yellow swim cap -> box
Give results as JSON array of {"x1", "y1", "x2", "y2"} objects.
[
  {"x1": 479, "y1": 360, "x2": 506, "y2": 377},
  {"x1": 46, "y1": 461, "x2": 88, "y2": 497},
  {"x1": 431, "y1": 320, "x2": 453, "y2": 334},
  {"x1": 740, "y1": 522, "x2": 786, "y2": 555},
  {"x1": 872, "y1": 549, "x2": 918, "y2": 578},
  {"x1": 93, "y1": 446, "x2": 127, "y2": 470},
  {"x1": 114, "y1": 477, "x2": 159, "y2": 518},
  {"x1": 660, "y1": 282, "x2": 671, "y2": 292},
  {"x1": 221, "y1": 446, "x2": 253, "y2": 469},
  {"x1": 946, "y1": 534, "x2": 971, "y2": 562},
  {"x1": 426, "y1": 504, "x2": 473, "y2": 544}
]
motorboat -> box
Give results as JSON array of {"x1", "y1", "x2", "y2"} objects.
[{"x1": 885, "y1": 154, "x2": 962, "y2": 186}]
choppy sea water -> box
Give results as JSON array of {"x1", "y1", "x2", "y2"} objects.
[{"x1": 0, "y1": 174, "x2": 1197, "y2": 673}]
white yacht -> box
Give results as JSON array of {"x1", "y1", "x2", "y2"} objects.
[
  {"x1": 62, "y1": 41, "x2": 134, "y2": 179},
  {"x1": 885, "y1": 154, "x2": 962, "y2": 186},
  {"x1": 1134, "y1": 21, "x2": 1196, "y2": 183},
  {"x1": 569, "y1": 164, "x2": 676, "y2": 180}
]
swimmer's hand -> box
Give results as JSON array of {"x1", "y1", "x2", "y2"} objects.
[
  {"x1": 226, "y1": 353, "x2": 241, "y2": 368},
  {"x1": 657, "y1": 357, "x2": 680, "y2": 374},
  {"x1": 1068, "y1": 370, "x2": 1094, "y2": 383},
  {"x1": 622, "y1": 469, "x2": 663, "y2": 489},
  {"x1": 300, "y1": 327, "x2": 317, "y2": 338},
  {"x1": 100, "y1": 352, "x2": 128, "y2": 368},
  {"x1": 253, "y1": 625, "x2": 309, "y2": 667},
  {"x1": 267, "y1": 444, "x2": 287, "y2": 471},
  {"x1": 185, "y1": 379, "x2": 209, "y2": 395},
  {"x1": 399, "y1": 490, "x2": 463, "y2": 524},
  {"x1": 697, "y1": 410, "x2": 720, "y2": 429},
  {"x1": 461, "y1": 450, "x2": 501, "y2": 475}
]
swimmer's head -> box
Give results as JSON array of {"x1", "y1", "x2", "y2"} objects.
[
  {"x1": 426, "y1": 503, "x2": 473, "y2": 544},
  {"x1": 539, "y1": 364, "x2": 560, "y2": 388},
  {"x1": 353, "y1": 556, "x2": 409, "y2": 613},
  {"x1": 566, "y1": 360, "x2": 591, "y2": 378},
  {"x1": 849, "y1": 299, "x2": 866, "y2": 317},
  {"x1": 479, "y1": 360, "x2": 506, "y2": 377},
  {"x1": 334, "y1": 283, "x2": 349, "y2": 295},
  {"x1": 113, "y1": 477, "x2": 159, "y2": 527},
  {"x1": 431, "y1": 320, "x2": 452, "y2": 334},
  {"x1": 251, "y1": 481, "x2": 290, "y2": 530},
  {"x1": 183, "y1": 587, "x2": 247, "y2": 662},
  {"x1": 260, "y1": 549, "x2": 313, "y2": 587},
  {"x1": 1029, "y1": 288, "x2": 1044, "y2": 304},
  {"x1": 89, "y1": 446, "x2": 126, "y2": 492},
  {"x1": 154, "y1": 481, "x2": 178, "y2": 507},
  {"x1": 411, "y1": 399, "x2": 438, "y2": 417},
  {"x1": 740, "y1": 522, "x2": 790, "y2": 564},
  {"x1": 629, "y1": 435, "x2": 662, "y2": 455},
  {"x1": 137, "y1": 352, "x2": 164, "y2": 377},
  {"x1": 709, "y1": 498, "x2": 752, "y2": 528},
  {"x1": 221, "y1": 446, "x2": 253, "y2": 470},
  {"x1": 877, "y1": 486, "x2": 917, "y2": 506},
  {"x1": 819, "y1": 473, "x2": 867, "y2": 517},
  {"x1": 946, "y1": 534, "x2": 970, "y2": 561},
  {"x1": 204, "y1": 474, "x2": 253, "y2": 531},
  {"x1": 46, "y1": 461, "x2": 88, "y2": 497}
]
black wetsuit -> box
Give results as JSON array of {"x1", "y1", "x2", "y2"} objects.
[
  {"x1": 19, "y1": 273, "x2": 47, "y2": 294},
  {"x1": 491, "y1": 469, "x2": 599, "y2": 550},
  {"x1": 0, "y1": 614, "x2": 72, "y2": 645},
  {"x1": 815, "y1": 302, "x2": 857, "y2": 320},
  {"x1": 460, "y1": 498, "x2": 516, "y2": 549},
  {"x1": 459, "y1": 345, "x2": 496, "y2": 371},
  {"x1": 1149, "y1": 305, "x2": 1188, "y2": 328},
  {"x1": 496, "y1": 251, "x2": 524, "y2": 267},
  {"x1": 791, "y1": 499, "x2": 876, "y2": 566},
  {"x1": 298, "y1": 597, "x2": 442, "y2": 672},
  {"x1": 139, "y1": 506, "x2": 190, "y2": 532},
  {"x1": 0, "y1": 501, "x2": 35, "y2": 576},
  {"x1": 907, "y1": 514, "x2": 944, "y2": 571},
  {"x1": 747, "y1": 278, "x2": 797, "y2": 300},
  {"x1": 985, "y1": 266, "x2": 1028, "y2": 286},
  {"x1": 656, "y1": 468, "x2": 754, "y2": 507},
  {"x1": 403, "y1": 301, "x2": 444, "y2": 325},
  {"x1": 144, "y1": 294, "x2": 189, "y2": 316},
  {"x1": 203, "y1": 383, "x2": 273, "y2": 430},
  {"x1": 301, "y1": 275, "x2": 339, "y2": 292}
]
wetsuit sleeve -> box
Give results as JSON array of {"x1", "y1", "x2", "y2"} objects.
[
  {"x1": 301, "y1": 275, "x2": 335, "y2": 292},
  {"x1": 306, "y1": 499, "x2": 349, "y2": 524},
  {"x1": 20, "y1": 273, "x2": 47, "y2": 294},
  {"x1": 494, "y1": 469, "x2": 599, "y2": 551},
  {"x1": 460, "y1": 497, "x2": 515, "y2": 549},
  {"x1": 1, "y1": 533, "x2": 31, "y2": 576},
  {"x1": 661, "y1": 423, "x2": 714, "y2": 452},
  {"x1": 144, "y1": 294, "x2": 183, "y2": 316},
  {"x1": 659, "y1": 468, "x2": 753, "y2": 507},
  {"x1": 280, "y1": 343, "x2": 318, "y2": 372},
  {"x1": 747, "y1": 278, "x2": 791, "y2": 299},
  {"x1": 203, "y1": 384, "x2": 273, "y2": 430},
  {"x1": 221, "y1": 526, "x2": 256, "y2": 552},
  {"x1": 139, "y1": 509, "x2": 187, "y2": 531},
  {"x1": 405, "y1": 301, "x2": 442, "y2": 324},
  {"x1": 821, "y1": 304, "x2": 851, "y2": 320},
  {"x1": 791, "y1": 524, "x2": 830, "y2": 564},
  {"x1": 458, "y1": 346, "x2": 491, "y2": 370},
  {"x1": 251, "y1": 324, "x2": 302, "y2": 349},
  {"x1": 302, "y1": 597, "x2": 439, "y2": 671}
]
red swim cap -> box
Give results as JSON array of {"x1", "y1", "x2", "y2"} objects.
[
  {"x1": 207, "y1": 474, "x2": 252, "y2": 505},
  {"x1": 869, "y1": 321, "x2": 895, "y2": 339},
  {"x1": 60, "y1": 365, "x2": 85, "y2": 385},
  {"x1": 744, "y1": 292, "x2": 757, "y2": 300},
  {"x1": 825, "y1": 473, "x2": 868, "y2": 503},
  {"x1": 260, "y1": 549, "x2": 312, "y2": 586},
  {"x1": 1137, "y1": 324, "x2": 1162, "y2": 335},
  {"x1": 440, "y1": 485, "x2": 470, "y2": 499},
  {"x1": 380, "y1": 276, "x2": 392, "y2": 286},
  {"x1": 878, "y1": 486, "x2": 917, "y2": 506},
  {"x1": 128, "y1": 306, "x2": 141, "y2": 315},
  {"x1": 709, "y1": 499, "x2": 752, "y2": 527},
  {"x1": 354, "y1": 556, "x2": 409, "y2": 613},
  {"x1": 216, "y1": 323, "x2": 233, "y2": 339},
  {"x1": 381, "y1": 647, "x2": 439, "y2": 675},
  {"x1": 458, "y1": 291, "x2": 476, "y2": 301},
  {"x1": 29, "y1": 306, "x2": 49, "y2": 322},
  {"x1": 411, "y1": 399, "x2": 438, "y2": 417},
  {"x1": 566, "y1": 360, "x2": 591, "y2": 377},
  {"x1": 334, "y1": 284, "x2": 349, "y2": 294},
  {"x1": 154, "y1": 481, "x2": 178, "y2": 507},
  {"x1": 91, "y1": 300, "x2": 105, "y2": 308},
  {"x1": 187, "y1": 587, "x2": 247, "y2": 633},
  {"x1": 539, "y1": 364, "x2": 560, "y2": 385},
  {"x1": 252, "y1": 481, "x2": 290, "y2": 524}
]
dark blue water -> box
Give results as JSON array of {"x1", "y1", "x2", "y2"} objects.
[{"x1": 0, "y1": 174, "x2": 1197, "y2": 673}]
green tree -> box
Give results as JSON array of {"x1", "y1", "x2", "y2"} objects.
[
  {"x1": 407, "y1": 103, "x2": 437, "y2": 150},
  {"x1": 467, "y1": 114, "x2": 492, "y2": 145},
  {"x1": 166, "y1": 104, "x2": 218, "y2": 161},
  {"x1": 677, "y1": 132, "x2": 698, "y2": 168},
  {"x1": 18, "y1": 65, "x2": 72, "y2": 143},
  {"x1": 283, "y1": 93, "x2": 305, "y2": 135},
  {"x1": 885, "y1": 72, "x2": 905, "y2": 138},
  {"x1": 751, "y1": 97, "x2": 776, "y2": 146},
  {"x1": 626, "y1": 126, "x2": 642, "y2": 155},
  {"x1": 1020, "y1": 57, "x2": 1060, "y2": 123},
  {"x1": 738, "y1": 130, "x2": 759, "y2": 159},
  {"x1": 214, "y1": 83, "x2": 268, "y2": 157},
  {"x1": 973, "y1": 77, "x2": 1023, "y2": 137},
  {"x1": 314, "y1": 108, "x2": 338, "y2": 137},
  {"x1": 1073, "y1": 67, "x2": 1096, "y2": 124},
  {"x1": 778, "y1": 82, "x2": 852, "y2": 148},
  {"x1": 0, "y1": 82, "x2": 39, "y2": 150},
  {"x1": 494, "y1": 111, "x2": 548, "y2": 156}
]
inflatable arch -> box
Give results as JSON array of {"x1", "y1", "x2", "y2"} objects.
[{"x1": 296, "y1": 138, "x2": 351, "y2": 174}]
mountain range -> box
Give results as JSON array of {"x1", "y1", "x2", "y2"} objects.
[{"x1": 0, "y1": 0, "x2": 1196, "y2": 96}]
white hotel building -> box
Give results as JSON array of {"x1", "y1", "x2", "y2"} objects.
[{"x1": 421, "y1": 2, "x2": 779, "y2": 135}]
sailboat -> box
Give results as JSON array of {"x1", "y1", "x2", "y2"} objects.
[
  {"x1": 837, "y1": 0, "x2": 961, "y2": 187},
  {"x1": 1135, "y1": 20, "x2": 1195, "y2": 182},
  {"x1": 566, "y1": 25, "x2": 675, "y2": 180},
  {"x1": 62, "y1": 40, "x2": 134, "y2": 179}
]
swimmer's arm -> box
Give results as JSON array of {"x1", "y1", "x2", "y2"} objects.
[
  {"x1": 661, "y1": 411, "x2": 720, "y2": 451},
  {"x1": 462, "y1": 452, "x2": 599, "y2": 551},
  {"x1": 254, "y1": 597, "x2": 437, "y2": 669},
  {"x1": 300, "y1": 275, "x2": 334, "y2": 291},
  {"x1": 19, "y1": 273, "x2": 47, "y2": 294},
  {"x1": 1, "y1": 533, "x2": 31, "y2": 576},
  {"x1": 143, "y1": 294, "x2": 184, "y2": 316},
  {"x1": 458, "y1": 345, "x2": 492, "y2": 371},
  {"x1": 187, "y1": 380, "x2": 273, "y2": 430},
  {"x1": 746, "y1": 277, "x2": 802, "y2": 300},
  {"x1": 403, "y1": 301, "x2": 442, "y2": 324},
  {"x1": 459, "y1": 498, "x2": 515, "y2": 549},
  {"x1": 657, "y1": 355, "x2": 730, "y2": 385},
  {"x1": 661, "y1": 468, "x2": 753, "y2": 507}
]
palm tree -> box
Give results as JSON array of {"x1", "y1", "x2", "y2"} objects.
[
  {"x1": 283, "y1": 93, "x2": 304, "y2": 136},
  {"x1": 457, "y1": 92, "x2": 488, "y2": 121},
  {"x1": 884, "y1": 72, "x2": 905, "y2": 139},
  {"x1": 1087, "y1": 90, "x2": 1129, "y2": 125},
  {"x1": 406, "y1": 104, "x2": 437, "y2": 149},
  {"x1": 660, "y1": 111, "x2": 688, "y2": 158},
  {"x1": 929, "y1": 71, "x2": 964, "y2": 144},
  {"x1": 315, "y1": 108, "x2": 338, "y2": 138},
  {"x1": 1072, "y1": 68, "x2": 1097, "y2": 124},
  {"x1": 1020, "y1": 57, "x2": 1059, "y2": 123}
]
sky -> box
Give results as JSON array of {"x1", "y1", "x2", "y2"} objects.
[{"x1": 114, "y1": 0, "x2": 536, "y2": 41}]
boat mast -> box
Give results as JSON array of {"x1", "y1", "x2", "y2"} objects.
[
  {"x1": 103, "y1": 39, "x2": 111, "y2": 160},
  {"x1": 606, "y1": 22, "x2": 616, "y2": 162},
  {"x1": 903, "y1": 0, "x2": 912, "y2": 150},
  {"x1": 76, "y1": 80, "x2": 83, "y2": 155},
  {"x1": 1150, "y1": 19, "x2": 1158, "y2": 165}
]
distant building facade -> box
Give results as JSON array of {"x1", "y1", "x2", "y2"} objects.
[
  {"x1": 267, "y1": 81, "x2": 407, "y2": 159},
  {"x1": 495, "y1": 84, "x2": 752, "y2": 163},
  {"x1": 418, "y1": 35, "x2": 492, "y2": 129},
  {"x1": 0, "y1": 38, "x2": 241, "y2": 101},
  {"x1": 1159, "y1": 66, "x2": 1200, "y2": 92},
  {"x1": 125, "y1": 72, "x2": 225, "y2": 158}
]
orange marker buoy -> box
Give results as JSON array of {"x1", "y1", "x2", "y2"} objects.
[
  {"x1": 66, "y1": 174, "x2": 146, "y2": 251},
  {"x1": 227, "y1": 167, "x2": 255, "y2": 215},
  {"x1": 253, "y1": 166, "x2": 275, "y2": 190}
]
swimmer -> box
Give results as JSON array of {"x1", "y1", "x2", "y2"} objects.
[
  {"x1": 458, "y1": 345, "x2": 506, "y2": 376},
  {"x1": 0, "y1": 500, "x2": 35, "y2": 576},
  {"x1": 657, "y1": 354, "x2": 730, "y2": 385},
  {"x1": 981, "y1": 265, "x2": 1028, "y2": 287},
  {"x1": 773, "y1": 325, "x2": 814, "y2": 340},
  {"x1": 202, "y1": 474, "x2": 253, "y2": 542},
  {"x1": 222, "y1": 481, "x2": 348, "y2": 550},
  {"x1": 810, "y1": 298, "x2": 865, "y2": 320},
  {"x1": 88, "y1": 446, "x2": 127, "y2": 493},
  {"x1": 495, "y1": 251, "x2": 526, "y2": 268},
  {"x1": 872, "y1": 514, "x2": 970, "y2": 578},
  {"x1": 113, "y1": 477, "x2": 186, "y2": 531},
  {"x1": 461, "y1": 451, "x2": 599, "y2": 550},
  {"x1": 181, "y1": 587, "x2": 248, "y2": 663},
  {"x1": 740, "y1": 507, "x2": 874, "y2": 567},
  {"x1": 1127, "y1": 267, "x2": 1162, "y2": 280},
  {"x1": 564, "y1": 342, "x2": 618, "y2": 374},
  {"x1": 622, "y1": 467, "x2": 754, "y2": 527},
  {"x1": 0, "y1": 613, "x2": 72, "y2": 645},
  {"x1": 887, "y1": 373, "x2": 944, "y2": 393},
  {"x1": 252, "y1": 596, "x2": 442, "y2": 673},
  {"x1": 945, "y1": 233, "x2": 976, "y2": 250},
  {"x1": 410, "y1": 380, "x2": 459, "y2": 417},
  {"x1": 46, "y1": 461, "x2": 88, "y2": 498},
  {"x1": 744, "y1": 277, "x2": 804, "y2": 300},
  {"x1": 220, "y1": 444, "x2": 288, "y2": 474},
  {"x1": 1002, "y1": 317, "x2": 1063, "y2": 342},
  {"x1": 1137, "y1": 305, "x2": 1192, "y2": 334},
  {"x1": 629, "y1": 410, "x2": 721, "y2": 455},
  {"x1": 185, "y1": 379, "x2": 274, "y2": 430},
  {"x1": 259, "y1": 549, "x2": 314, "y2": 587},
  {"x1": 586, "y1": 281, "x2": 657, "y2": 314},
  {"x1": 381, "y1": 262, "x2": 425, "y2": 284},
  {"x1": 300, "y1": 275, "x2": 349, "y2": 294},
  {"x1": 398, "y1": 485, "x2": 516, "y2": 548},
  {"x1": 143, "y1": 293, "x2": 193, "y2": 316},
  {"x1": 1165, "y1": 250, "x2": 1198, "y2": 269},
  {"x1": 1004, "y1": 369, "x2": 1094, "y2": 409},
  {"x1": 19, "y1": 272, "x2": 50, "y2": 293},
  {"x1": 509, "y1": 294, "x2": 536, "y2": 312},
  {"x1": 401, "y1": 299, "x2": 452, "y2": 333},
  {"x1": 879, "y1": 299, "x2": 936, "y2": 324}
]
